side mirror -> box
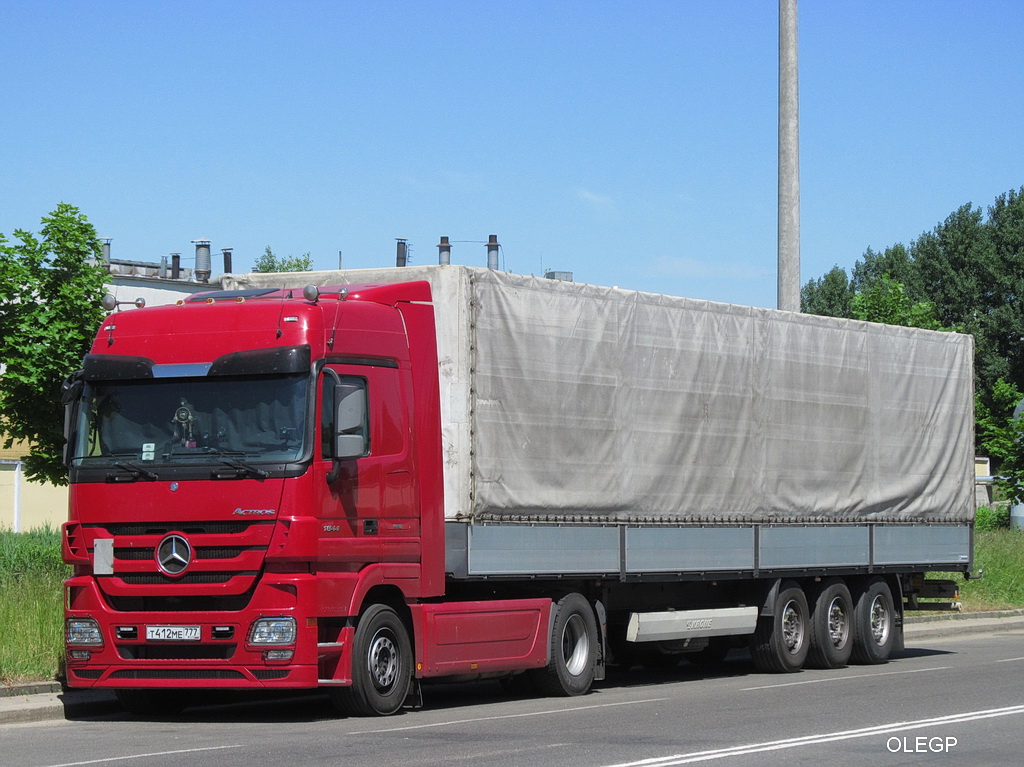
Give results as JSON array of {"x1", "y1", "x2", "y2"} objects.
[
  {"x1": 61, "y1": 372, "x2": 84, "y2": 406},
  {"x1": 61, "y1": 372, "x2": 85, "y2": 466},
  {"x1": 333, "y1": 383, "x2": 367, "y2": 459}
]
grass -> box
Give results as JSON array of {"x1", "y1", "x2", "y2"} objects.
[
  {"x1": 940, "y1": 529, "x2": 1024, "y2": 611},
  {"x1": 0, "y1": 526, "x2": 1021, "y2": 686},
  {"x1": 0, "y1": 527, "x2": 70, "y2": 686}
]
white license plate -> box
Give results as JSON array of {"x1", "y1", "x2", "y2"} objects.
[{"x1": 146, "y1": 625, "x2": 201, "y2": 641}]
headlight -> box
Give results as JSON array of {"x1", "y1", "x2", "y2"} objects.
[
  {"x1": 67, "y1": 618, "x2": 103, "y2": 646},
  {"x1": 248, "y1": 617, "x2": 296, "y2": 645}
]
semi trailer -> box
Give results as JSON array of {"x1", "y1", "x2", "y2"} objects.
[{"x1": 62, "y1": 265, "x2": 975, "y2": 716}]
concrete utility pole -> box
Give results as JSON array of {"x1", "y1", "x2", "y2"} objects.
[{"x1": 778, "y1": 0, "x2": 801, "y2": 312}]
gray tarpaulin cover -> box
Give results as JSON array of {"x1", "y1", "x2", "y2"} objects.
[{"x1": 225, "y1": 266, "x2": 975, "y2": 526}]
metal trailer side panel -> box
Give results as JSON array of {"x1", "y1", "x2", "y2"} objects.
[{"x1": 443, "y1": 522, "x2": 973, "y2": 579}]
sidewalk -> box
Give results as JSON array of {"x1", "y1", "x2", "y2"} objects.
[{"x1": 3, "y1": 610, "x2": 1023, "y2": 725}]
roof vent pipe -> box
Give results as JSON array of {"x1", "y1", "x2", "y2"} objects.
[
  {"x1": 159, "y1": 255, "x2": 168, "y2": 278},
  {"x1": 170, "y1": 252, "x2": 181, "y2": 280},
  {"x1": 486, "y1": 234, "x2": 499, "y2": 270},
  {"x1": 396, "y1": 238, "x2": 408, "y2": 267},
  {"x1": 100, "y1": 238, "x2": 112, "y2": 262},
  {"x1": 192, "y1": 239, "x2": 212, "y2": 282},
  {"x1": 437, "y1": 236, "x2": 451, "y2": 265},
  {"x1": 221, "y1": 247, "x2": 233, "y2": 274}
]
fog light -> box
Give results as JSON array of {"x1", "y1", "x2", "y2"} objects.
[
  {"x1": 264, "y1": 649, "x2": 294, "y2": 661},
  {"x1": 249, "y1": 617, "x2": 296, "y2": 645},
  {"x1": 66, "y1": 618, "x2": 103, "y2": 646},
  {"x1": 69, "y1": 650, "x2": 92, "y2": 660}
]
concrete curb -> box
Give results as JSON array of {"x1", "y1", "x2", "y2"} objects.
[
  {"x1": 0, "y1": 688, "x2": 120, "y2": 725},
  {"x1": 3, "y1": 611, "x2": 1023, "y2": 725},
  {"x1": 904, "y1": 608, "x2": 1024, "y2": 640}
]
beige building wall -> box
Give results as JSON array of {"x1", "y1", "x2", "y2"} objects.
[{"x1": 0, "y1": 447, "x2": 69, "y2": 531}]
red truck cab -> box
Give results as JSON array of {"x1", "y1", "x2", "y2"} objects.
[{"x1": 62, "y1": 283, "x2": 551, "y2": 715}]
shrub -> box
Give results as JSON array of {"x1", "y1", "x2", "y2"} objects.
[{"x1": 975, "y1": 505, "x2": 1012, "y2": 531}]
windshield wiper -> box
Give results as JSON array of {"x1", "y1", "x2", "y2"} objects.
[
  {"x1": 107, "y1": 460, "x2": 159, "y2": 482},
  {"x1": 206, "y1": 450, "x2": 270, "y2": 480}
]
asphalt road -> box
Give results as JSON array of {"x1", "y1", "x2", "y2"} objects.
[{"x1": 3, "y1": 626, "x2": 1022, "y2": 767}]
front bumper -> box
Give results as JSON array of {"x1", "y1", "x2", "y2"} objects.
[{"x1": 64, "y1": 571, "x2": 330, "y2": 689}]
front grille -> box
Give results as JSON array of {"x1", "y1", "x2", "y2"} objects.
[
  {"x1": 118, "y1": 645, "x2": 236, "y2": 660},
  {"x1": 252, "y1": 670, "x2": 290, "y2": 680},
  {"x1": 114, "y1": 547, "x2": 257, "y2": 561},
  {"x1": 71, "y1": 669, "x2": 103, "y2": 679},
  {"x1": 105, "y1": 594, "x2": 253, "y2": 612},
  {"x1": 110, "y1": 669, "x2": 246, "y2": 680},
  {"x1": 95, "y1": 522, "x2": 261, "y2": 536},
  {"x1": 115, "y1": 572, "x2": 256, "y2": 585}
]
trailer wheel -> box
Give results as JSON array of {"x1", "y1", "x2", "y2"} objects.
[
  {"x1": 115, "y1": 689, "x2": 190, "y2": 716},
  {"x1": 750, "y1": 580, "x2": 809, "y2": 673},
  {"x1": 806, "y1": 579, "x2": 854, "y2": 669},
  {"x1": 330, "y1": 604, "x2": 413, "y2": 716},
  {"x1": 529, "y1": 593, "x2": 598, "y2": 696},
  {"x1": 851, "y1": 577, "x2": 895, "y2": 665}
]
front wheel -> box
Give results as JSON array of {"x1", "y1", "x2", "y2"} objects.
[
  {"x1": 330, "y1": 604, "x2": 413, "y2": 716},
  {"x1": 529, "y1": 593, "x2": 598, "y2": 696}
]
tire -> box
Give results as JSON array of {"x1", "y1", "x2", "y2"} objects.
[
  {"x1": 806, "y1": 579, "x2": 854, "y2": 669},
  {"x1": 529, "y1": 593, "x2": 598, "y2": 696},
  {"x1": 330, "y1": 604, "x2": 413, "y2": 716},
  {"x1": 851, "y1": 577, "x2": 896, "y2": 665},
  {"x1": 115, "y1": 688, "x2": 190, "y2": 716},
  {"x1": 749, "y1": 580, "x2": 810, "y2": 673}
]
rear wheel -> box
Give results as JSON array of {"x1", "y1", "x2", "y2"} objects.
[
  {"x1": 529, "y1": 593, "x2": 598, "y2": 696},
  {"x1": 851, "y1": 577, "x2": 896, "y2": 665},
  {"x1": 750, "y1": 580, "x2": 809, "y2": 673},
  {"x1": 807, "y1": 579, "x2": 854, "y2": 669},
  {"x1": 330, "y1": 604, "x2": 413, "y2": 716}
]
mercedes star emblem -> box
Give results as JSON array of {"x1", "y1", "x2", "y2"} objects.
[{"x1": 156, "y1": 534, "x2": 192, "y2": 575}]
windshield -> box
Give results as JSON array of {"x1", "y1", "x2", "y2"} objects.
[{"x1": 71, "y1": 373, "x2": 309, "y2": 467}]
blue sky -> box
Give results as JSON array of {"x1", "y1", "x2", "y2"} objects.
[{"x1": 3, "y1": 0, "x2": 1022, "y2": 308}]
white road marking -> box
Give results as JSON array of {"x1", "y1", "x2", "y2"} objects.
[
  {"x1": 349, "y1": 697, "x2": 670, "y2": 735},
  {"x1": 995, "y1": 656, "x2": 1024, "y2": 663},
  {"x1": 741, "y1": 665, "x2": 949, "y2": 691},
  {"x1": 43, "y1": 745, "x2": 244, "y2": 767},
  {"x1": 600, "y1": 705, "x2": 1024, "y2": 766}
]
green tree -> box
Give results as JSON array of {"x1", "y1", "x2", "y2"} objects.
[
  {"x1": 976, "y1": 377, "x2": 1024, "y2": 503},
  {"x1": 850, "y1": 274, "x2": 944, "y2": 329},
  {"x1": 801, "y1": 265, "x2": 853, "y2": 317},
  {"x1": 0, "y1": 203, "x2": 108, "y2": 484},
  {"x1": 912, "y1": 203, "x2": 996, "y2": 331},
  {"x1": 252, "y1": 246, "x2": 313, "y2": 273},
  {"x1": 851, "y1": 244, "x2": 922, "y2": 299},
  {"x1": 985, "y1": 188, "x2": 1024, "y2": 394}
]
